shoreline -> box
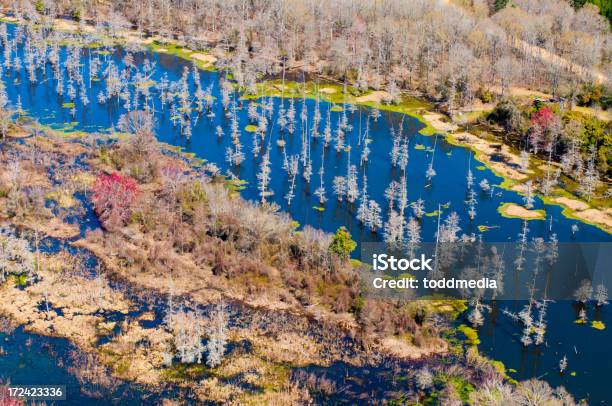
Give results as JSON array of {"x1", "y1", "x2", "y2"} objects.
[{"x1": 1, "y1": 12, "x2": 608, "y2": 234}]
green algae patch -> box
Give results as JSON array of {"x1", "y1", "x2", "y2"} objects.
[
  {"x1": 591, "y1": 320, "x2": 606, "y2": 330},
  {"x1": 414, "y1": 144, "x2": 426, "y2": 150},
  {"x1": 62, "y1": 102, "x2": 76, "y2": 108},
  {"x1": 312, "y1": 206, "x2": 325, "y2": 212},
  {"x1": 475, "y1": 165, "x2": 486, "y2": 170},
  {"x1": 225, "y1": 178, "x2": 248, "y2": 192},
  {"x1": 245, "y1": 124, "x2": 258, "y2": 132},
  {"x1": 497, "y1": 202, "x2": 545, "y2": 220},
  {"x1": 458, "y1": 324, "x2": 480, "y2": 346},
  {"x1": 575, "y1": 319, "x2": 587, "y2": 324},
  {"x1": 425, "y1": 210, "x2": 441, "y2": 217},
  {"x1": 59, "y1": 38, "x2": 105, "y2": 49},
  {"x1": 330, "y1": 105, "x2": 344, "y2": 112},
  {"x1": 148, "y1": 41, "x2": 217, "y2": 72},
  {"x1": 489, "y1": 360, "x2": 506, "y2": 376},
  {"x1": 427, "y1": 298, "x2": 467, "y2": 319},
  {"x1": 240, "y1": 80, "x2": 433, "y2": 128},
  {"x1": 38, "y1": 123, "x2": 89, "y2": 139}
]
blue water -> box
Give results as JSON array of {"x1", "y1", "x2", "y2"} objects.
[
  {"x1": 0, "y1": 327, "x2": 157, "y2": 405},
  {"x1": 1, "y1": 22, "x2": 611, "y2": 404},
  {"x1": 1, "y1": 24, "x2": 609, "y2": 248},
  {"x1": 475, "y1": 301, "x2": 611, "y2": 404}
]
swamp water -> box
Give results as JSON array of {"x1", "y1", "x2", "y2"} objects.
[{"x1": 0, "y1": 22, "x2": 611, "y2": 404}]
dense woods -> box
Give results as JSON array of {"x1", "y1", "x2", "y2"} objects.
[{"x1": 4, "y1": 0, "x2": 610, "y2": 102}]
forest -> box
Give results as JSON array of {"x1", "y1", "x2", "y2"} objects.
[{"x1": 0, "y1": 0, "x2": 610, "y2": 405}]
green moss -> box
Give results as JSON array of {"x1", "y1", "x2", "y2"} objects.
[
  {"x1": 449, "y1": 376, "x2": 475, "y2": 403},
  {"x1": 162, "y1": 363, "x2": 209, "y2": 382},
  {"x1": 330, "y1": 105, "x2": 344, "y2": 112},
  {"x1": 12, "y1": 273, "x2": 28, "y2": 287}
]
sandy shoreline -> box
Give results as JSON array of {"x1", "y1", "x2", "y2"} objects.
[{"x1": 498, "y1": 203, "x2": 545, "y2": 220}]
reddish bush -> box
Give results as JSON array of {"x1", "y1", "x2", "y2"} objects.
[
  {"x1": 92, "y1": 172, "x2": 139, "y2": 229},
  {"x1": 530, "y1": 106, "x2": 555, "y2": 129},
  {"x1": 529, "y1": 106, "x2": 559, "y2": 152}
]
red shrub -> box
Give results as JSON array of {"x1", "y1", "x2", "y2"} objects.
[
  {"x1": 92, "y1": 172, "x2": 139, "y2": 229},
  {"x1": 529, "y1": 106, "x2": 559, "y2": 152},
  {"x1": 531, "y1": 106, "x2": 555, "y2": 129}
]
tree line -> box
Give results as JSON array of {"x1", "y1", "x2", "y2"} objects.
[{"x1": 5, "y1": 0, "x2": 610, "y2": 109}]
